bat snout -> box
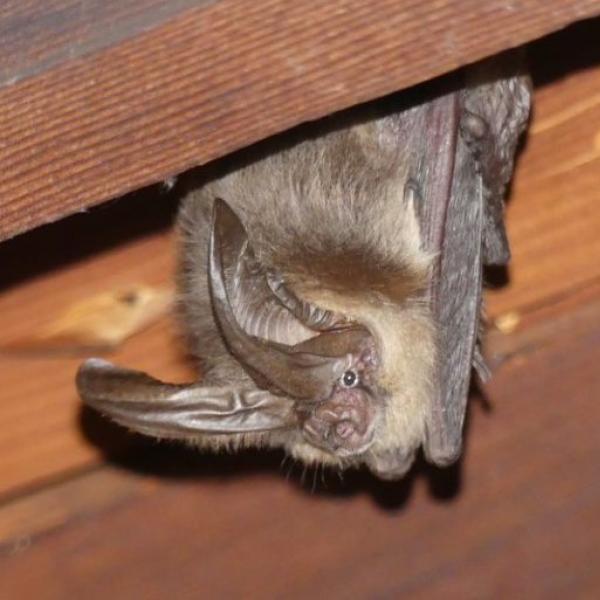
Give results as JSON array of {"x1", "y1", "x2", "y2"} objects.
[{"x1": 299, "y1": 388, "x2": 378, "y2": 457}]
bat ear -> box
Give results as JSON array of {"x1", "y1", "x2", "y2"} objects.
[
  {"x1": 76, "y1": 358, "x2": 295, "y2": 438},
  {"x1": 209, "y1": 199, "x2": 370, "y2": 401},
  {"x1": 265, "y1": 271, "x2": 345, "y2": 331}
]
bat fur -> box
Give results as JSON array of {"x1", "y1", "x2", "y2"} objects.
[
  {"x1": 178, "y1": 118, "x2": 436, "y2": 471},
  {"x1": 78, "y1": 57, "x2": 530, "y2": 480}
]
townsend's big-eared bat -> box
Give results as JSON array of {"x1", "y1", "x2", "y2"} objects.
[{"x1": 77, "y1": 56, "x2": 530, "y2": 480}]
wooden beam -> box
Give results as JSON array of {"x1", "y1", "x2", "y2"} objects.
[
  {"x1": 1, "y1": 0, "x2": 599, "y2": 240},
  {"x1": 0, "y1": 0, "x2": 210, "y2": 87}
]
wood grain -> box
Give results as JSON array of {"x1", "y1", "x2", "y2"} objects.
[
  {"x1": 1, "y1": 0, "x2": 599, "y2": 241},
  {"x1": 487, "y1": 279, "x2": 600, "y2": 368},
  {"x1": 0, "y1": 469, "x2": 153, "y2": 543},
  {"x1": 0, "y1": 0, "x2": 210, "y2": 87}
]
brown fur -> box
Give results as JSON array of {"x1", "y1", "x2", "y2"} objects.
[{"x1": 177, "y1": 111, "x2": 436, "y2": 469}]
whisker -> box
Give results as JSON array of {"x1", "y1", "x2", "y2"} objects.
[{"x1": 280, "y1": 454, "x2": 289, "y2": 471}]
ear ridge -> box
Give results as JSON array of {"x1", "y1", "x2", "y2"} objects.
[
  {"x1": 209, "y1": 199, "x2": 359, "y2": 401},
  {"x1": 76, "y1": 358, "x2": 296, "y2": 438}
]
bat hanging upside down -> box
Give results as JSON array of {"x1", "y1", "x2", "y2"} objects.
[{"x1": 77, "y1": 57, "x2": 530, "y2": 480}]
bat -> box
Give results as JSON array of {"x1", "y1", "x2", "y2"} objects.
[{"x1": 77, "y1": 56, "x2": 530, "y2": 480}]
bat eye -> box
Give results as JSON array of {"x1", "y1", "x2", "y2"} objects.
[{"x1": 341, "y1": 370, "x2": 359, "y2": 388}]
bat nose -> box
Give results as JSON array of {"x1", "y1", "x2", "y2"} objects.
[{"x1": 335, "y1": 420, "x2": 357, "y2": 439}]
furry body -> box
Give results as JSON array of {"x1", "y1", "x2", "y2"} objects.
[
  {"x1": 178, "y1": 114, "x2": 436, "y2": 472},
  {"x1": 77, "y1": 59, "x2": 530, "y2": 480}
]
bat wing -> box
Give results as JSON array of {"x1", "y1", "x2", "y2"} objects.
[
  {"x1": 461, "y1": 57, "x2": 532, "y2": 266},
  {"x1": 419, "y1": 59, "x2": 530, "y2": 465}
]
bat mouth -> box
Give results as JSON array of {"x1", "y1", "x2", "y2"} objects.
[{"x1": 299, "y1": 388, "x2": 378, "y2": 457}]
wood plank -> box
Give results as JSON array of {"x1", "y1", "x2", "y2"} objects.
[
  {"x1": 0, "y1": 21, "x2": 599, "y2": 500},
  {"x1": 0, "y1": 296, "x2": 598, "y2": 598},
  {"x1": 0, "y1": 0, "x2": 210, "y2": 87},
  {"x1": 487, "y1": 279, "x2": 600, "y2": 369},
  {"x1": 0, "y1": 469, "x2": 152, "y2": 544},
  {"x1": 1, "y1": 0, "x2": 599, "y2": 241}
]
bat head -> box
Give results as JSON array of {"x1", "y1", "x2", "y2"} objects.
[
  {"x1": 78, "y1": 198, "x2": 432, "y2": 478},
  {"x1": 298, "y1": 339, "x2": 380, "y2": 458},
  {"x1": 207, "y1": 199, "x2": 384, "y2": 460}
]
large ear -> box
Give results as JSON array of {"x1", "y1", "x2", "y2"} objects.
[
  {"x1": 209, "y1": 199, "x2": 371, "y2": 401},
  {"x1": 77, "y1": 358, "x2": 296, "y2": 438},
  {"x1": 265, "y1": 271, "x2": 346, "y2": 331}
]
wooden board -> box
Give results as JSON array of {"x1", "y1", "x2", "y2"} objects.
[
  {"x1": 1, "y1": 1, "x2": 599, "y2": 241},
  {"x1": 0, "y1": 1, "x2": 209, "y2": 87}
]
